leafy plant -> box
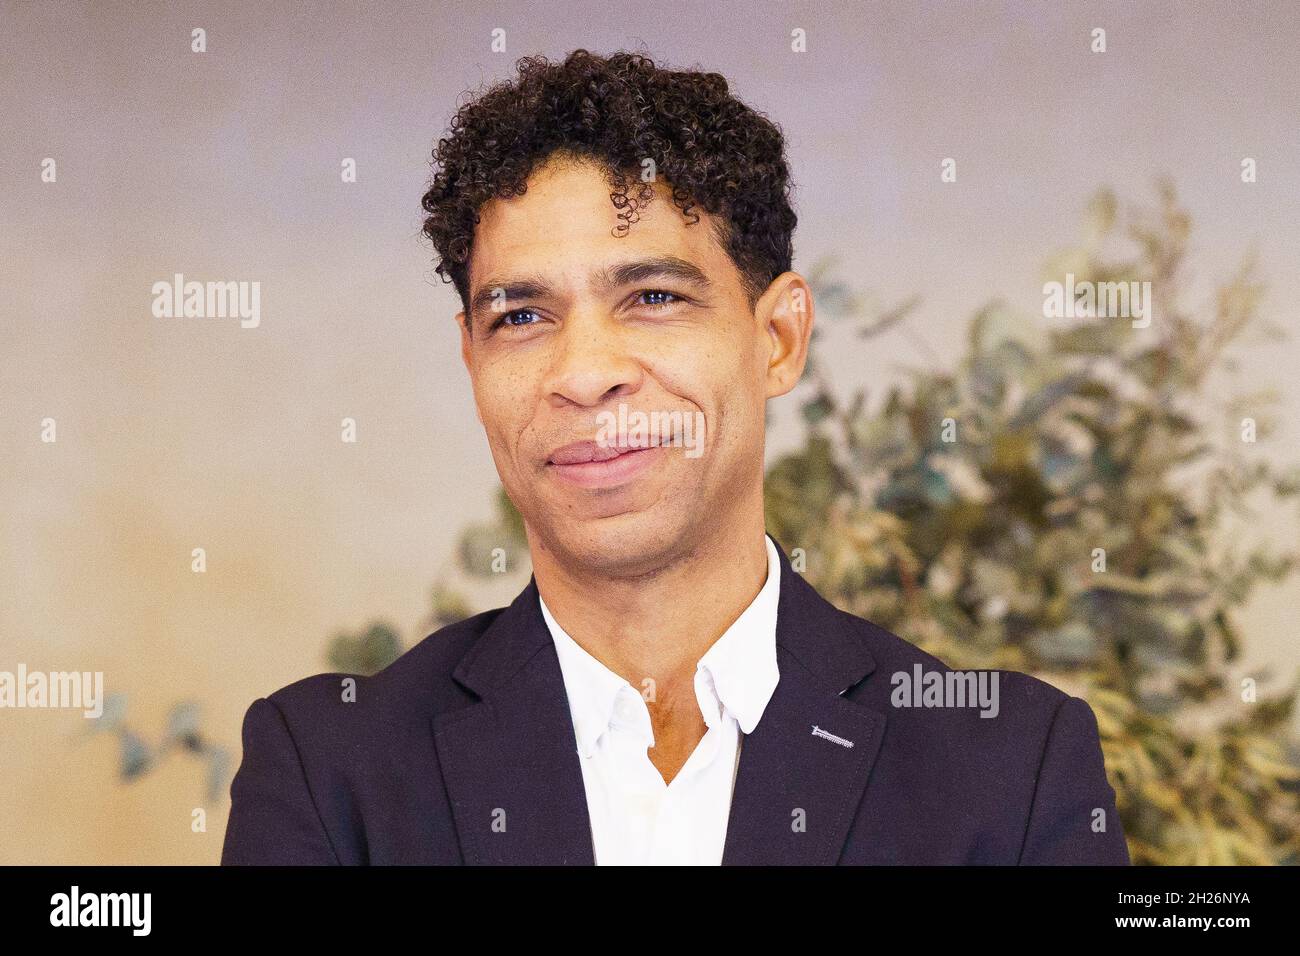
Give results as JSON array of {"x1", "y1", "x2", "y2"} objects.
[
  {"x1": 764, "y1": 181, "x2": 1300, "y2": 864},
  {"x1": 89, "y1": 695, "x2": 230, "y2": 804}
]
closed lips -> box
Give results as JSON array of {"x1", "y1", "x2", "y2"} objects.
[{"x1": 547, "y1": 441, "x2": 653, "y2": 465}]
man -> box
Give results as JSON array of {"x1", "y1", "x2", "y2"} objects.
[{"x1": 222, "y1": 50, "x2": 1129, "y2": 865}]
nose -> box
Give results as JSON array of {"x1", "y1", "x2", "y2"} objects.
[{"x1": 542, "y1": 311, "x2": 644, "y2": 409}]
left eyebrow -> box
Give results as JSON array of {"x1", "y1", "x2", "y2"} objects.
[{"x1": 590, "y1": 255, "x2": 713, "y2": 296}]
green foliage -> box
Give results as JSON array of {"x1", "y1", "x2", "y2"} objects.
[
  {"x1": 766, "y1": 182, "x2": 1300, "y2": 864},
  {"x1": 456, "y1": 487, "x2": 529, "y2": 579},
  {"x1": 326, "y1": 621, "x2": 405, "y2": 677},
  {"x1": 89, "y1": 695, "x2": 230, "y2": 804}
]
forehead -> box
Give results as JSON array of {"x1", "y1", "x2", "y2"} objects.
[{"x1": 467, "y1": 156, "x2": 732, "y2": 291}]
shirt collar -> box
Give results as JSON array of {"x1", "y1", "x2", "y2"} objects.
[
  {"x1": 539, "y1": 535, "x2": 782, "y2": 757},
  {"x1": 539, "y1": 597, "x2": 629, "y2": 759},
  {"x1": 695, "y1": 533, "x2": 781, "y2": 735}
]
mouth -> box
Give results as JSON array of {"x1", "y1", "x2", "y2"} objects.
[{"x1": 545, "y1": 440, "x2": 664, "y2": 489}]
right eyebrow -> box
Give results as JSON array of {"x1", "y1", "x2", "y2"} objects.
[{"x1": 468, "y1": 276, "x2": 553, "y2": 331}]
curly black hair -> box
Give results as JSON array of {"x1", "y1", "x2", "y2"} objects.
[{"x1": 420, "y1": 49, "x2": 797, "y2": 318}]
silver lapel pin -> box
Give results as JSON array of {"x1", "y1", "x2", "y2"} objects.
[{"x1": 811, "y1": 724, "x2": 854, "y2": 748}]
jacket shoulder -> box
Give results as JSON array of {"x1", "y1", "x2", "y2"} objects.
[
  {"x1": 836, "y1": 606, "x2": 1071, "y2": 719},
  {"x1": 260, "y1": 606, "x2": 504, "y2": 729}
]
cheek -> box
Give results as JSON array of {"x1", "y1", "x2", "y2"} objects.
[
  {"x1": 473, "y1": 364, "x2": 533, "y2": 457},
  {"x1": 644, "y1": 323, "x2": 740, "y2": 391},
  {"x1": 660, "y1": 326, "x2": 758, "y2": 402}
]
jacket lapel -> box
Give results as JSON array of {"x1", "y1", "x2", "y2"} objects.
[
  {"x1": 432, "y1": 538, "x2": 887, "y2": 866},
  {"x1": 432, "y1": 580, "x2": 595, "y2": 865},
  {"x1": 722, "y1": 541, "x2": 887, "y2": 865}
]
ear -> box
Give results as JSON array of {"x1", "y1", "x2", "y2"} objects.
[{"x1": 757, "y1": 272, "x2": 814, "y2": 399}]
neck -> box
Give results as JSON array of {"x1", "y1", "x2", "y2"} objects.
[{"x1": 529, "y1": 500, "x2": 769, "y2": 701}]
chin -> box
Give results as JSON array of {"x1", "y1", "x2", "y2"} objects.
[{"x1": 540, "y1": 506, "x2": 699, "y2": 580}]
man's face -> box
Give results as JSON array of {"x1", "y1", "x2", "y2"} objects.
[{"x1": 457, "y1": 154, "x2": 803, "y2": 577}]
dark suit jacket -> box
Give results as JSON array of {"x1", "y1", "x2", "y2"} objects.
[{"x1": 221, "y1": 541, "x2": 1130, "y2": 865}]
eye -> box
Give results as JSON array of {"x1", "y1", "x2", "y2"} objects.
[
  {"x1": 488, "y1": 291, "x2": 683, "y2": 334},
  {"x1": 491, "y1": 307, "x2": 542, "y2": 331},
  {"x1": 634, "y1": 289, "x2": 683, "y2": 309}
]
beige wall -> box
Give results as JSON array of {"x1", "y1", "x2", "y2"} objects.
[{"x1": 2, "y1": 0, "x2": 1297, "y2": 863}]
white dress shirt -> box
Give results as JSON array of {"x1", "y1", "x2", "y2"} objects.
[{"x1": 538, "y1": 534, "x2": 781, "y2": 865}]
